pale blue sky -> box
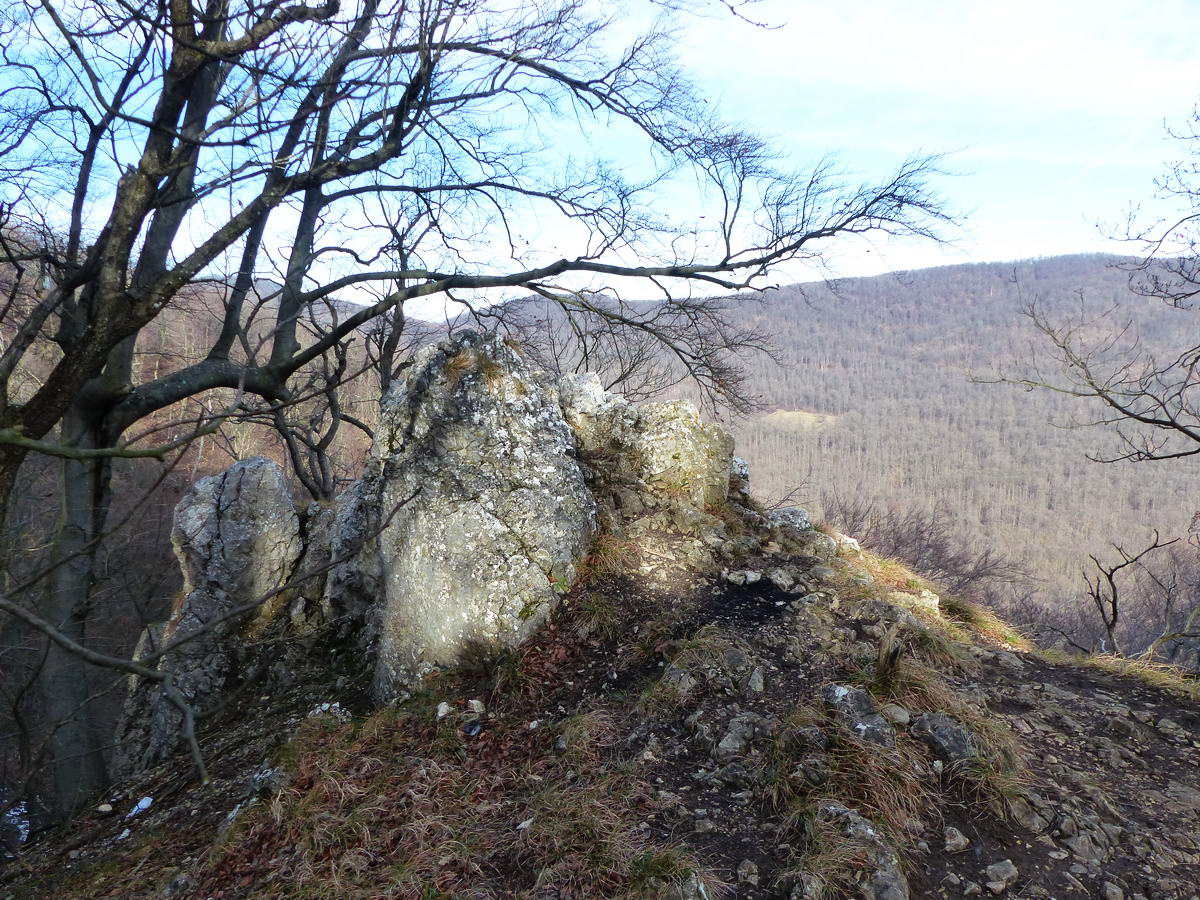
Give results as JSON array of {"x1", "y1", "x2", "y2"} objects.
[{"x1": 672, "y1": 0, "x2": 1200, "y2": 277}]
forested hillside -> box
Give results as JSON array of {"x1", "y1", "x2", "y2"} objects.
[{"x1": 728, "y1": 253, "x2": 1200, "y2": 638}]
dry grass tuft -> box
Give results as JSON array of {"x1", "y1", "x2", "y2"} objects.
[
  {"x1": 939, "y1": 595, "x2": 1034, "y2": 651},
  {"x1": 444, "y1": 347, "x2": 477, "y2": 385},
  {"x1": 192, "y1": 695, "x2": 717, "y2": 899},
  {"x1": 859, "y1": 652, "x2": 958, "y2": 715},
  {"x1": 640, "y1": 626, "x2": 746, "y2": 709},
  {"x1": 577, "y1": 533, "x2": 640, "y2": 584},
  {"x1": 906, "y1": 622, "x2": 977, "y2": 674},
  {"x1": 555, "y1": 707, "x2": 618, "y2": 764},
  {"x1": 477, "y1": 352, "x2": 506, "y2": 389},
  {"x1": 846, "y1": 551, "x2": 927, "y2": 594},
  {"x1": 571, "y1": 590, "x2": 624, "y2": 640},
  {"x1": 854, "y1": 641, "x2": 1027, "y2": 812},
  {"x1": 843, "y1": 548, "x2": 1034, "y2": 655},
  {"x1": 627, "y1": 597, "x2": 701, "y2": 665},
  {"x1": 706, "y1": 500, "x2": 752, "y2": 537},
  {"x1": 773, "y1": 808, "x2": 890, "y2": 899},
  {"x1": 761, "y1": 706, "x2": 933, "y2": 841}
]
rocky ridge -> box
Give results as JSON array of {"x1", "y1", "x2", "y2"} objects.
[{"x1": 2, "y1": 330, "x2": 1198, "y2": 899}]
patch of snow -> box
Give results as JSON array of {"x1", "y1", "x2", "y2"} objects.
[{"x1": 2, "y1": 801, "x2": 29, "y2": 843}]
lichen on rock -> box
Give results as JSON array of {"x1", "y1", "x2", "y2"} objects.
[
  {"x1": 114, "y1": 457, "x2": 302, "y2": 773},
  {"x1": 361, "y1": 330, "x2": 598, "y2": 700}
]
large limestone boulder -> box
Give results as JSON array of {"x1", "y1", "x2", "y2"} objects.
[
  {"x1": 560, "y1": 373, "x2": 735, "y2": 510},
  {"x1": 358, "y1": 331, "x2": 598, "y2": 700},
  {"x1": 115, "y1": 457, "x2": 301, "y2": 772},
  {"x1": 635, "y1": 400, "x2": 735, "y2": 509}
]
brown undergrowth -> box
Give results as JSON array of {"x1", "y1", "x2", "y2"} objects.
[
  {"x1": 759, "y1": 704, "x2": 932, "y2": 897},
  {"x1": 190, "y1": 686, "x2": 714, "y2": 899},
  {"x1": 762, "y1": 548, "x2": 1034, "y2": 895}
]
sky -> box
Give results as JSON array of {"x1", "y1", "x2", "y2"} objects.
[{"x1": 667, "y1": 0, "x2": 1200, "y2": 279}]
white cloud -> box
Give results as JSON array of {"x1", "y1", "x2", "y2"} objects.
[{"x1": 656, "y1": 0, "x2": 1200, "y2": 276}]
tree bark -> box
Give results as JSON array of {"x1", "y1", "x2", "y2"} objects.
[{"x1": 33, "y1": 404, "x2": 112, "y2": 822}]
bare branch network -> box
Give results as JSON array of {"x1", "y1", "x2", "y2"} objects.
[
  {"x1": 0, "y1": 0, "x2": 951, "y2": 468},
  {"x1": 980, "y1": 106, "x2": 1200, "y2": 466},
  {"x1": 0, "y1": 0, "x2": 954, "y2": 819}
]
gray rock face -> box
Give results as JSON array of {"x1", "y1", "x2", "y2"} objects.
[
  {"x1": 557, "y1": 371, "x2": 740, "y2": 563},
  {"x1": 363, "y1": 331, "x2": 598, "y2": 700},
  {"x1": 767, "y1": 506, "x2": 813, "y2": 540},
  {"x1": 559, "y1": 372, "x2": 736, "y2": 510},
  {"x1": 911, "y1": 712, "x2": 978, "y2": 765},
  {"x1": 821, "y1": 684, "x2": 896, "y2": 747},
  {"x1": 729, "y1": 456, "x2": 751, "y2": 497},
  {"x1": 790, "y1": 530, "x2": 839, "y2": 560},
  {"x1": 115, "y1": 458, "x2": 301, "y2": 773},
  {"x1": 116, "y1": 332, "x2": 752, "y2": 769},
  {"x1": 713, "y1": 712, "x2": 778, "y2": 764},
  {"x1": 634, "y1": 400, "x2": 734, "y2": 509},
  {"x1": 321, "y1": 475, "x2": 385, "y2": 632},
  {"x1": 171, "y1": 458, "x2": 302, "y2": 629},
  {"x1": 289, "y1": 502, "x2": 337, "y2": 630}
]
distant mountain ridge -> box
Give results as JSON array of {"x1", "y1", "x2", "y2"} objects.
[{"x1": 729, "y1": 253, "x2": 1199, "y2": 625}]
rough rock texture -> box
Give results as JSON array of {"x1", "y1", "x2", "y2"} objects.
[
  {"x1": 821, "y1": 683, "x2": 897, "y2": 747},
  {"x1": 361, "y1": 331, "x2": 598, "y2": 699},
  {"x1": 289, "y1": 502, "x2": 337, "y2": 630},
  {"x1": 634, "y1": 400, "x2": 735, "y2": 508},
  {"x1": 114, "y1": 458, "x2": 301, "y2": 773},
  {"x1": 814, "y1": 802, "x2": 909, "y2": 899},
  {"x1": 560, "y1": 374, "x2": 734, "y2": 510},
  {"x1": 910, "y1": 711, "x2": 978, "y2": 764},
  {"x1": 556, "y1": 372, "x2": 743, "y2": 575},
  {"x1": 320, "y1": 475, "x2": 385, "y2": 633},
  {"x1": 767, "y1": 505, "x2": 812, "y2": 537},
  {"x1": 563, "y1": 374, "x2": 732, "y2": 505}
]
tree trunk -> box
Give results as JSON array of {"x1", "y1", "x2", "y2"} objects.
[{"x1": 32, "y1": 406, "x2": 112, "y2": 822}]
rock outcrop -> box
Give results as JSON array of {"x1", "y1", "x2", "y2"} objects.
[
  {"x1": 111, "y1": 331, "x2": 753, "y2": 770},
  {"x1": 21, "y1": 330, "x2": 1200, "y2": 900},
  {"x1": 559, "y1": 372, "x2": 735, "y2": 507},
  {"x1": 115, "y1": 458, "x2": 302, "y2": 773},
  {"x1": 347, "y1": 330, "x2": 599, "y2": 699},
  {"x1": 114, "y1": 331, "x2": 769, "y2": 763},
  {"x1": 559, "y1": 372, "x2": 738, "y2": 561}
]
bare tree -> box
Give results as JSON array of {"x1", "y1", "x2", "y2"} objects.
[
  {"x1": 992, "y1": 105, "x2": 1200, "y2": 464},
  {"x1": 1081, "y1": 532, "x2": 1178, "y2": 657},
  {"x1": 0, "y1": 0, "x2": 953, "y2": 819},
  {"x1": 492, "y1": 289, "x2": 774, "y2": 412}
]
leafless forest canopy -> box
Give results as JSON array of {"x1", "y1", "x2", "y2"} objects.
[{"x1": 724, "y1": 253, "x2": 1200, "y2": 649}]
